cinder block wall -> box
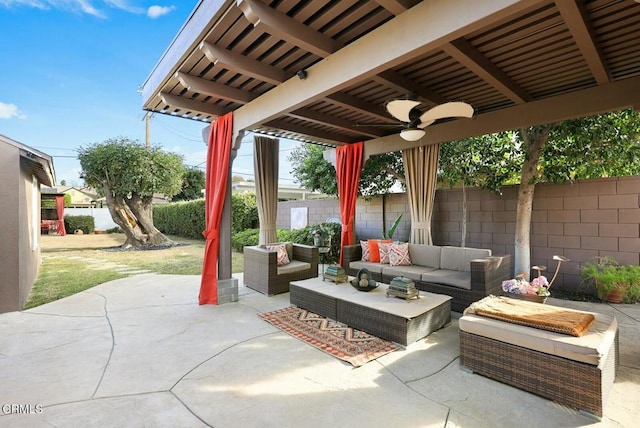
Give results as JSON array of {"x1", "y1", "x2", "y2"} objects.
[{"x1": 276, "y1": 175, "x2": 640, "y2": 291}]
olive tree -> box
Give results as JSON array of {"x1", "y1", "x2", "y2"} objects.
[{"x1": 78, "y1": 137, "x2": 185, "y2": 248}]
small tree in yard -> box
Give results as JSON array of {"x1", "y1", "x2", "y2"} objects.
[
  {"x1": 78, "y1": 137, "x2": 185, "y2": 248},
  {"x1": 173, "y1": 167, "x2": 205, "y2": 201},
  {"x1": 440, "y1": 109, "x2": 640, "y2": 278},
  {"x1": 289, "y1": 143, "x2": 404, "y2": 197}
]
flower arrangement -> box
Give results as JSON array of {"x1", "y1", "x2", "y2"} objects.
[
  {"x1": 502, "y1": 273, "x2": 550, "y2": 296},
  {"x1": 501, "y1": 256, "x2": 569, "y2": 299}
]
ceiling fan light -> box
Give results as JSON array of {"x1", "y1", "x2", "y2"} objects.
[{"x1": 400, "y1": 128, "x2": 425, "y2": 141}]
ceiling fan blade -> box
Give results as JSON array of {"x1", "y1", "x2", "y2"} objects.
[
  {"x1": 417, "y1": 102, "x2": 474, "y2": 128},
  {"x1": 386, "y1": 99, "x2": 421, "y2": 123}
]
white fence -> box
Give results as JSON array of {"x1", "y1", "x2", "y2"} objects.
[{"x1": 64, "y1": 207, "x2": 118, "y2": 231}]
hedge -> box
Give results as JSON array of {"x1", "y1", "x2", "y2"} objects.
[
  {"x1": 153, "y1": 199, "x2": 206, "y2": 240},
  {"x1": 64, "y1": 215, "x2": 95, "y2": 234}
]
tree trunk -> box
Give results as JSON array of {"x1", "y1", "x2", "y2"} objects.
[
  {"x1": 101, "y1": 182, "x2": 149, "y2": 248},
  {"x1": 461, "y1": 182, "x2": 467, "y2": 247},
  {"x1": 126, "y1": 193, "x2": 174, "y2": 246},
  {"x1": 514, "y1": 126, "x2": 555, "y2": 279},
  {"x1": 102, "y1": 183, "x2": 173, "y2": 248}
]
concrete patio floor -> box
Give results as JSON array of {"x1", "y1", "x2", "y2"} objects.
[{"x1": 1, "y1": 273, "x2": 638, "y2": 427}]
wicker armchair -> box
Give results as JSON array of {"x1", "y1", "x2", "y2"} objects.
[{"x1": 243, "y1": 243, "x2": 319, "y2": 295}]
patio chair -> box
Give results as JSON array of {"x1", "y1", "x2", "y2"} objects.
[{"x1": 244, "y1": 243, "x2": 319, "y2": 295}]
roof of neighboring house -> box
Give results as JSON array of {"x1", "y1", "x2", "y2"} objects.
[
  {"x1": 1, "y1": 134, "x2": 55, "y2": 187},
  {"x1": 232, "y1": 180, "x2": 326, "y2": 200}
]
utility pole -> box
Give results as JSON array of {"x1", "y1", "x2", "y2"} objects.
[{"x1": 145, "y1": 112, "x2": 151, "y2": 149}]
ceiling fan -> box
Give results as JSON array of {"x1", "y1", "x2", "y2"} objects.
[{"x1": 378, "y1": 100, "x2": 475, "y2": 141}]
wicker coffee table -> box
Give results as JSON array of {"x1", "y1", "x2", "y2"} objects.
[{"x1": 290, "y1": 277, "x2": 452, "y2": 345}]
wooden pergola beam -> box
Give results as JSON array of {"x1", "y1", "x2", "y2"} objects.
[
  {"x1": 363, "y1": 75, "x2": 640, "y2": 156},
  {"x1": 555, "y1": 0, "x2": 609, "y2": 85},
  {"x1": 372, "y1": 70, "x2": 446, "y2": 105},
  {"x1": 158, "y1": 92, "x2": 228, "y2": 118},
  {"x1": 233, "y1": 0, "x2": 539, "y2": 133},
  {"x1": 264, "y1": 119, "x2": 350, "y2": 144},
  {"x1": 175, "y1": 72, "x2": 257, "y2": 104},
  {"x1": 199, "y1": 41, "x2": 286, "y2": 85},
  {"x1": 288, "y1": 107, "x2": 386, "y2": 138},
  {"x1": 443, "y1": 37, "x2": 532, "y2": 104},
  {"x1": 373, "y1": 0, "x2": 418, "y2": 15},
  {"x1": 237, "y1": 0, "x2": 340, "y2": 57}
]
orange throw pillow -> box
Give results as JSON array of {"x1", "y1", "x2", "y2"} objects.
[{"x1": 368, "y1": 239, "x2": 392, "y2": 263}]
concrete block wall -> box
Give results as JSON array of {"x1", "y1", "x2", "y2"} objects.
[{"x1": 276, "y1": 175, "x2": 640, "y2": 292}]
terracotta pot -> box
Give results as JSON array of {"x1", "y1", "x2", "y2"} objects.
[{"x1": 596, "y1": 283, "x2": 628, "y2": 304}]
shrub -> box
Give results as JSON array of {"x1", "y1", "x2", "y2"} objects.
[
  {"x1": 64, "y1": 215, "x2": 95, "y2": 234},
  {"x1": 153, "y1": 199, "x2": 205, "y2": 239},
  {"x1": 231, "y1": 192, "x2": 258, "y2": 233},
  {"x1": 231, "y1": 229, "x2": 260, "y2": 252}
]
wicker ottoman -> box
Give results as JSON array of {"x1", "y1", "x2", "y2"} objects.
[
  {"x1": 459, "y1": 310, "x2": 618, "y2": 419},
  {"x1": 290, "y1": 277, "x2": 452, "y2": 346}
]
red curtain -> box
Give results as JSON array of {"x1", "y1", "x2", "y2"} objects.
[
  {"x1": 336, "y1": 142, "x2": 363, "y2": 266},
  {"x1": 199, "y1": 112, "x2": 233, "y2": 305},
  {"x1": 55, "y1": 195, "x2": 66, "y2": 236}
]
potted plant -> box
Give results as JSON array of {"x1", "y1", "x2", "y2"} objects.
[
  {"x1": 580, "y1": 256, "x2": 640, "y2": 303},
  {"x1": 382, "y1": 214, "x2": 403, "y2": 240},
  {"x1": 310, "y1": 224, "x2": 330, "y2": 247}
]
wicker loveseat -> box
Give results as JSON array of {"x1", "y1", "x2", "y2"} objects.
[
  {"x1": 244, "y1": 243, "x2": 319, "y2": 296},
  {"x1": 342, "y1": 243, "x2": 511, "y2": 313}
]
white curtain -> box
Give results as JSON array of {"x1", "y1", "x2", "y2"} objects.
[
  {"x1": 254, "y1": 135, "x2": 279, "y2": 244},
  {"x1": 402, "y1": 145, "x2": 440, "y2": 245}
]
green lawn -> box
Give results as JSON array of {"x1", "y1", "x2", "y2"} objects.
[{"x1": 25, "y1": 234, "x2": 244, "y2": 309}]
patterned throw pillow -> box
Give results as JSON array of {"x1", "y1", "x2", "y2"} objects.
[
  {"x1": 267, "y1": 244, "x2": 290, "y2": 266},
  {"x1": 378, "y1": 242, "x2": 391, "y2": 264},
  {"x1": 368, "y1": 239, "x2": 392, "y2": 263},
  {"x1": 389, "y1": 242, "x2": 412, "y2": 266},
  {"x1": 361, "y1": 240, "x2": 370, "y2": 261}
]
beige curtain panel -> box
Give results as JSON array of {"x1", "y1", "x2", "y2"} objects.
[
  {"x1": 254, "y1": 135, "x2": 279, "y2": 245},
  {"x1": 402, "y1": 145, "x2": 440, "y2": 245}
]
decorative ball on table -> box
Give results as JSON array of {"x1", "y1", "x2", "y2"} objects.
[{"x1": 350, "y1": 268, "x2": 378, "y2": 292}]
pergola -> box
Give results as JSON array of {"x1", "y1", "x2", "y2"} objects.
[{"x1": 141, "y1": 0, "x2": 640, "y2": 304}]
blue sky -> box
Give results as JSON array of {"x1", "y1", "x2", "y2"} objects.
[{"x1": 0, "y1": 0, "x2": 299, "y2": 186}]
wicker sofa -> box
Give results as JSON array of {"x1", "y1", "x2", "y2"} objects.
[
  {"x1": 244, "y1": 243, "x2": 319, "y2": 296},
  {"x1": 342, "y1": 243, "x2": 511, "y2": 313}
]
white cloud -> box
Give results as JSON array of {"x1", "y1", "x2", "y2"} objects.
[
  {"x1": 0, "y1": 102, "x2": 27, "y2": 120},
  {"x1": 147, "y1": 4, "x2": 174, "y2": 19},
  {"x1": 0, "y1": 0, "x2": 145, "y2": 17}
]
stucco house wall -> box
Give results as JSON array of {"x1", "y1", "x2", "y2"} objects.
[{"x1": 0, "y1": 135, "x2": 55, "y2": 313}]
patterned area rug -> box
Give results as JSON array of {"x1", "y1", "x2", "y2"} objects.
[{"x1": 259, "y1": 306, "x2": 400, "y2": 367}]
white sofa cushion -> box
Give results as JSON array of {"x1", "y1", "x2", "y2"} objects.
[
  {"x1": 408, "y1": 244, "x2": 442, "y2": 269},
  {"x1": 277, "y1": 260, "x2": 310, "y2": 275},
  {"x1": 382, "y1": 265, "x2": 437, "y2": 282},
  {"x1": 440, "y1": 246, "x2": 491, "y2": 272},
  {"x1": 349, "y1": 261, "x2": 384, "y2": 274},
  {"x1": 421, "y1": 270, "x2": 471, "y2": 290}
]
